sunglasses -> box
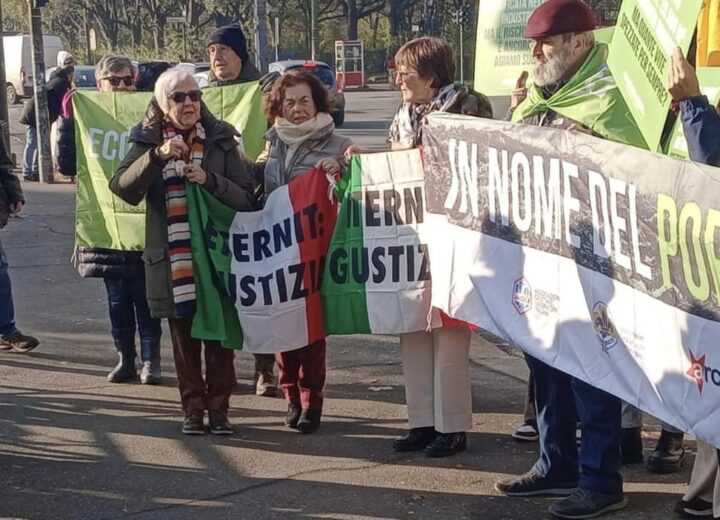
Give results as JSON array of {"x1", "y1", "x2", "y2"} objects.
[
  {"x1": 168, "y1": 90, "x2": 203, "y2": 103},
  {"x1": 102, "y1": 75, "x2": 134, "y2": 86}
]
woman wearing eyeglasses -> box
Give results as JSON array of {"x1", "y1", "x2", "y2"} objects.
[
  {"x1": 111, "y1": 68, "x2": 256, "y2": 435},
  {"x1": 372, "y1": 37, "x2": 492, "y2": 458},
  {"x1": 71, "y1": 55, "x2": 164, "y2": 388}
]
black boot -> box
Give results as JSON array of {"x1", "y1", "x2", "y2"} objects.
[
  {"x1": 107, "y1": 344, "x2": 137, "y2": 383},
  {"x1": 621, "y1": 427, "x2": 644, "y2": 464},
  {"x1": 647, "y1": 429, "x2": 685, "y2": 473},
  {"x1": 297, "y1": 409, "x2": 321, "y2": 434},
  {"x1": 425, "y1": 431, "x2": 467, "y2": 457},
  {"x1": 392, "y1": 427, "x2": 437, "y2": 452},
  {"x1": 285, "y1": 403, "x2": 302, "y2": 429}
]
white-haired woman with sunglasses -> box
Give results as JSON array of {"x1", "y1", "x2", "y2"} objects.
[
  {"x1": 72, "y1": 55, "x2": 165, "y2": 388},
  {"x1": 111, "y1": 68, "x2": 256, "y2": 436}
]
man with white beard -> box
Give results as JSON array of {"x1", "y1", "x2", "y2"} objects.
[{"x1": 494, "y1": 0, "x2": 648, "y2": 519}]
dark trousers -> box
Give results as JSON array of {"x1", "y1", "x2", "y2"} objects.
[
  {"x1": 168, "y1": 317, "x2": 235, "y2": 412},
  {"x1": 103, "y1": 273, "x2": 162, "y2": 361},
  {"x1": 526, "y1": 353, "x2": 623, "y2": 495},
  {"x1": 275, "y1": 339, "x2": 326, "y2": 411},
  {"x1": 0, "y1": 238, "x2": 16, "y2": 337}
]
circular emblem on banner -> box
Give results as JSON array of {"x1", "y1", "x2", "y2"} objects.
[
  {"x1": 512, "y1": 277, "x2": 532, "y2": 315},
  {"x1": 592, "y1": 301, "x2": 618, "y2": 353}
]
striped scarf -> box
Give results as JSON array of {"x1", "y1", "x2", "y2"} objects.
[{"x1": 161, "y1": 120, "x2": 205, "y2": 317}]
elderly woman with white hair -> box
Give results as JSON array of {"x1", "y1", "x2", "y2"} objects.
[{"x1": 111, "y1": 68, "x2": 256, "y2": 436}]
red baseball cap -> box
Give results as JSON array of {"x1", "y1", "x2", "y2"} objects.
[{"x1": 524, "y1": 0, "x2": 597, "y2": 39}]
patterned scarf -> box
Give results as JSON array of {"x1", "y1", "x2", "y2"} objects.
[
  {"x1": 161, "y1": 119, "x2": 205, "y2": 317},
  {"x1": 388, "y1": 84, "x2": 458, "y2": 149}
]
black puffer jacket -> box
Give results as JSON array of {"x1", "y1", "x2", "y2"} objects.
[
  {"x1": 74, "y1": 247, "x2": 145, "y2": 278},
  {"x1": 55, "y1": 109, "x2": 76, "y2": 175},
  {"x1": 19, "y1": 69, "x2": 73, "y2": 127}
]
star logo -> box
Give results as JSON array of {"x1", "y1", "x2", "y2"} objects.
[{"x1": 687, "y1": 351, "x2": 707, "y2": 395}]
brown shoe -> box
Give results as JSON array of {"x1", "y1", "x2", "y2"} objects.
[
  {"x1": 182, "y1": 410, "x2": 205, "y2": 435},
  {"x1": 0, "y1": 331, "x2": 39, "y2": 353},
  {"x1": 208, "y1": 410, "x2": 233, "y2": 435},
  {"x1": 254, "y1": 370, "x2": 278, "y2": 397}
]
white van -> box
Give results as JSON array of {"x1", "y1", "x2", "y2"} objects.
[{"x1": 3, "y1": 34, "x2": 64, "y2": 104}]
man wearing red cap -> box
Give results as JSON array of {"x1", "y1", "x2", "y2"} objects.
[
  {"x1": 510, "y1": 0, "x2": 646, "y2": 148},
  {"x1": 497, "y1": 0, "x2": 649, "y2": 518}
]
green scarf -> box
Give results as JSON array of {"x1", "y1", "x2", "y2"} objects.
[{"x1": 512, "y1": 44, "x2": 648, "y2": 150}]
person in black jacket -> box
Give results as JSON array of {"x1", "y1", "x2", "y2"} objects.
[
  {"x1": 73, "y1": 54, "x2": 163, "y2": 385},
  {"x1": 205, "y1": 23, "x2": 278, "y2": 398},
  {"x1": 19, "y1": 64, "x2": 74, "y2": 181},
  {"x1": 0, "y1": 120, "x2": 39, "y2": 352}
]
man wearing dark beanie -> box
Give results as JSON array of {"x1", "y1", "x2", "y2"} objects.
[
  {"x1": 206, "y1": 24, "x2": 277, "y2": 397},
  {"x1": 206, "y1": 23, "x2": 261, "y2": 87},
  {"x1": 494, "y1": 1, "x2": 649, "y2": 519}
]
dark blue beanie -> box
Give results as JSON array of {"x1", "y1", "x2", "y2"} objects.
[{"x1": 207, "y1": 24, "x2": 249, "y2": 62}]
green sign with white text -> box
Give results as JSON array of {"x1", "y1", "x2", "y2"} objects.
[{"x1": 607, "y1": 0, "x2": 703, "y2": 151}]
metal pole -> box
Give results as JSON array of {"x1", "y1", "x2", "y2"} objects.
[
  {"x1": 459, "y1": 21, "x2": 464, "y2": 84},
  {"x1": 0, "y1": 0, "x2": 12, "y2": 152},
  {"x1": 83, "y1": 7, "x2": 91, "y2": 64},
  {"x1": 182, "y1": 21, "x2": 187, "y2": 61},
  {"x1": 310, "y1": 0, "x2": 318, "y2": 60},
  {"x1": 254, "y1": 0, "x2": 269, "y2": 72},
  {"x1": 274, "y1": 16, "x2": 279, "y2": 62},
  {"x1": 29, "y1": 5, "x2": 52, "y2": 184}
]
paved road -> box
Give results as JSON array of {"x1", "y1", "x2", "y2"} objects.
[{"x1": 0, "y1": 91, "x2": 692, "y2": 519}]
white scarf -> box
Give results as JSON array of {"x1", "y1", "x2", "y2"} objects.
[{"x1": 274, "y1": 112, "x2": 334, "y2": 146}]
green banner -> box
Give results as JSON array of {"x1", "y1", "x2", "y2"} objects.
[
  {"x1": 607, "y1": 0, "x2": 703, "y2": 151},
  {"x1": 667, "y1": 68, "x2": 720, "y2": 159},
  {"x1": 74, "y1": 92, "x2": 150, "y2": 251},
  {"x1": 473, "y1": 1, "x2": 616, "y2": 97},
  {"x1": 73, "y1": 82, "x2": 266, "y2": 251}
]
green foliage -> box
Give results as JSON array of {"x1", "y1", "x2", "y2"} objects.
[{"x1": 2, "y1": 0, "x2": 482, "y2": 81}]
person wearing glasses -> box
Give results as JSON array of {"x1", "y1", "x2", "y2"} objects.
[
  {"x1": 111, "y1": 68, "x2": 256, "y2": 436},
  {"x1": 345, "y1": 37, "x2": 492, "y2": 458},
  {"x1": 259, "y1": 69, "x2": 352, "y2": 434},
  {"x1": 72, "y1": 55, "x2": 164, "y2": 387}
]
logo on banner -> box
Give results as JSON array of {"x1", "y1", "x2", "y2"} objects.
[
  {"x1": 512, "y1": 277, "x2": 532, "y2": 315},
  {"x1": 592, "y1": 302, "x2": 618, "y2": 354},
  {"x1": 687, "y1": 350, "x2": 720, "y2": 395}
]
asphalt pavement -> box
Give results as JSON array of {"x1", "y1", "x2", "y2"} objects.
[{"x1": 0, "y1": 90, "x2": 693, "y2": 520}]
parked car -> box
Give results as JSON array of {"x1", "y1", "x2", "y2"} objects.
[
  {"x1": 72, "y1": 66, "x2": 97, "y2": 90},
  {"x1": 132, "y1": 60, "x2": 171, "y2": 91},
  {"x1": 268, "y1": 60, "x2": 346, "y2": 126},
  {"x1": 45, "y1": 65, "x2": 96, "y2": 89}
]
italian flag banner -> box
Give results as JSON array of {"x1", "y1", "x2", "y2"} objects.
[
  {"x1": 73, "y1": 82, "x2": 266, "y2": 252},
  {"x1": 188, "y1": 169, "x2": 338, "y2": 353},
  {"x1": 188, "y1": 150, "x2": 446, "y2": 352},
  {"x1": 321, "y1": 150, "x2": 440, "y2": 334}
]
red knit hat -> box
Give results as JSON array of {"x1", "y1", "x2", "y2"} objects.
[{"x1": 523, "y1": 0, "x2": 597, "y2": 39}]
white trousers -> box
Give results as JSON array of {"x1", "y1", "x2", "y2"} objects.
[
  {"x1": 684, "y1": 440, "x2": 720, "y2": 517},
  {"x1": 400, "y1": 327, "x2": 472, "y2": 433}
]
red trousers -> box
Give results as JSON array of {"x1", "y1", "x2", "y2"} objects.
[
  {"x1": 275, "y1": 339, "x2": 326, "y2": 411},
  {"x1": 168, "y1": 317, "x2": 235, "y2": 412}
]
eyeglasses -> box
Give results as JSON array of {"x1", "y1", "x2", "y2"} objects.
[
  {"x1": 168, "y1": 90, "x2": 203, "y2": 103},
  {"x1": 396, "y1": 70, "x2": 418, "y2": 80},
  {"x1": 102, "y1": 75, "x2": 134, "y2": 87}
]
